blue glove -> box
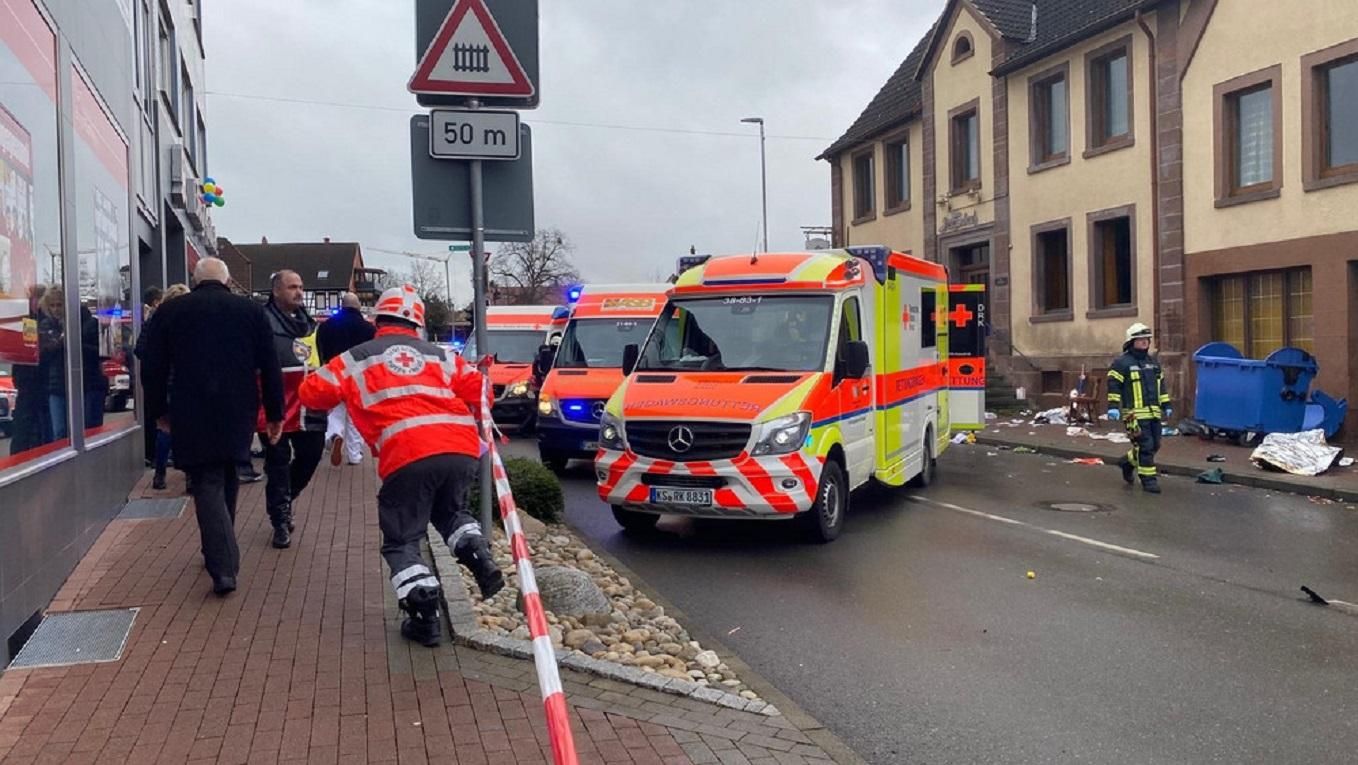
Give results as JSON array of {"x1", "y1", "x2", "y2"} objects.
[
  {"x1": 1164, "y1": 407, "x2": 1173, "y2": 420},
  {"x1": 1106, "y1": 408, "x2": 1121, "y2": 421}
]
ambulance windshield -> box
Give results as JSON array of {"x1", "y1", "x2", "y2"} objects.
[
  {"x1": 638, "y1": 295, "x2": 833, "y2": 372},
  {"x1": 555, "y1": 319, "x2": 650, "y2": 369},
  {"x1": 465, "y1": 330, "x2": 542, "y2": 363}
]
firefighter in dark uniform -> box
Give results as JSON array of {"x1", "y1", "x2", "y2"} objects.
[
  {"x1": 1106, "y1": 322, "x2": 1172, "y2": 494},
  {"x1": 298, "y1": 285, "x2": 504, "y2": 647}
]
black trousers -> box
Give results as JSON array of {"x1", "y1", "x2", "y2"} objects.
[
  {"x1": 187, "y1": 462, "x2": 241, "y2": 581},
  {"x1": 262, "y1": 430, "x2": 325, "y2": 525},
  {"x1": 1128, "y1": 418, "x2": 1162, "y2": 479},
  {"x1": 378, "y1": 454, "x2": 480, "y2": 599}
]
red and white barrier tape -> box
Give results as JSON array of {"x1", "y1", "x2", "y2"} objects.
[{"x1": 477, "y1": 363, "x2": 579, "y2": 765}]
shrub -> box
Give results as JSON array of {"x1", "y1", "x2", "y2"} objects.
[{"x1": 468, "y1": 456, "x2": 565, "y2": 525}]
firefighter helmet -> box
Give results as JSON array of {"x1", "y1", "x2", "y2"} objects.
[
  {"x1": 1125, "y1": 322, "x2": 1153, "y2": 343},
  {"x1": 375, "y1": 285, "x2": 426, "y2": 328}
]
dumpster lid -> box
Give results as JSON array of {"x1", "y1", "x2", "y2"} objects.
[
  {"x1": 1193, "y1": 342, "x2": 1243, "y2": 361},
  {"x1": 1264, "y1": 347, "x2": 1317, "y2": 370}
]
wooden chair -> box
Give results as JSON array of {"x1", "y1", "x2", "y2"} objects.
[{"x1": 1068, "y1": 374, "x2": 1104, "y2": 424}]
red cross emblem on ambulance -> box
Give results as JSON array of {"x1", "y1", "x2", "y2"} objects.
[{"x1": 384, "y1": 345, "x2": 426, "y2": 376}]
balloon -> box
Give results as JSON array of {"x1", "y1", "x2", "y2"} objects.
[
  {"x1": 211, "y1": 186, "x2": 222, "y2": 196},
  {"x1": 202, "y1": 183, "x2": 217, "y2": 195},
  {"x1": 203, "y1": 176, "x2": 216, "y2": 185},
  {"x1": 213, "y1": 197, "x2": 225, "y2": 207},
  {"x1": 201, "y1": 193, "x2": 213, "y2": 203}
]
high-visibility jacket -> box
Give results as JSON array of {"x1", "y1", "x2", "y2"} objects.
[
  {"x1": 298, "y1": 326, "x2": 483, "y2": 479},
  {"x1": 1107, "y1": 349, "x2": 1171, "y2": 420}
]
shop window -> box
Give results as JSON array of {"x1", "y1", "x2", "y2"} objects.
[
  {"x1": 72, "y1": 67, "x2": 134, "y2": 438},
  {"x1": 0, "y1": 0, "x2": 73, "y2": 474},
  {"x1": 1210, "y1": 269, "x2": 1313, "y2": 358}
]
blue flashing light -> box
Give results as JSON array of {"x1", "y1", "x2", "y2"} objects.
[
  {"x1": 551, "y1": 306, "x2": 572, "y2": 320},
  {"x1": 566, "y1": 285, "x2": 583, "y2": 304}
]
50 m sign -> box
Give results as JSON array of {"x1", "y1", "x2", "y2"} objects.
[{"x1": 428, "y1": 109, "x2": 521, "y2": 160}]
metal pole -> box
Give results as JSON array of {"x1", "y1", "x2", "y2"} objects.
[
  {"x1": 469, "y1": 99, "x2": 493, "y2": 534},
  {"x1": 758, "y1": 121, "x2": 768, "y2": 252},
  {"x1": 443, "y1": 255, "x2": 452, "y2": 338}
]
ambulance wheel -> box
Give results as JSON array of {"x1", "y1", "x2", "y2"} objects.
[
  {"x1": 612, "y1": 506, "x2": 659, "y2": 533},
  {"x1": 909, "y1": 429, "x2": 936, "y2": 489},
  {"x1": 802, "y1": 461, "x2": 846, "y2": 543}
]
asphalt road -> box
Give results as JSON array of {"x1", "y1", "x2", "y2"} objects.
[{"x1": 504, "y1": 439, "x2": 1358, "y2": 764}]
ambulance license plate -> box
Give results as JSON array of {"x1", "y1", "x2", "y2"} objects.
[{"x1": 650, "y1": 487, "x2": 713, "y2": 506}]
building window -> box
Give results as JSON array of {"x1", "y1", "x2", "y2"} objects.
[
  {"x1": 950, "y1": 100, "x2": 981, "y2": 192},
  {"x1": 181, "y1": 65, "x2": 194, "y2": 161},
  {"x1": 1303, "y1": 39, "x2": 1358, "y2": 191},
  {"x1": 1211, "y1": 269, "x2": 1312, "y2": 358},
  {"x1": 133, "y1": 0, "x2": 154, "y2": 119},
  {"x1": 1214, "y1": 65, "x2": 1282, "y2": 206},
  {"x1": 952, "y1": 32, "x2": 974, "y2": 65},
  {"x1": 1031, "y1": 221, "x2": 1072, "y2": 319},
  {"x1": 196, "y1": 114, "x2": 207, "y2": 177},
  {"x1": 884, "y1": 135, "x2": 909, "y2": 212},
  {"x1": 851, "y1": 149, "x2": 875, "y2": 222},
  {"x1": 158, "y1": 19, "x2": 178, "y2": 121},
  {"x1": 1086, "y1": 37, "x2": 1133, "y2": 156},
  {"x1": 1087, "y1": 206, "x2": 1136, "y2": 314},
  {"x1": 1029, "y1": 63, "x2": 1070, "y2": 171}
]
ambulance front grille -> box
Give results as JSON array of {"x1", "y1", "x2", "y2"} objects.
[{"x1": 627, "y1": 421, "x2": 751, "y2": 462}]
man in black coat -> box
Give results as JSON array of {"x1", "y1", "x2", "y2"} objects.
[
  {"x1": 142, "y1": 258, "x2": 285, "y2": 595},
  {"x1": 316, "y1": 292, "x2": 374, "y2": 466}
]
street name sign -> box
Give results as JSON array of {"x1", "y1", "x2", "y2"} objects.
[{"x1": 428, "y1": 108, "x2": 521, "y2": 160}]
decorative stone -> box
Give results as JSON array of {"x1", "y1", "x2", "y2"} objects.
[
  {"x1": 534, "y1": 566, "x2": 611, "y2": 618},
  {"x1": 581, "y1": 639, "x2": 606, "y2": 656},
  {"x1": 694, "y1": 650, "x2": 721, "y2": 670},
  {"x1": 563, "y1": 629, "x2": 596, "y2": 650}
]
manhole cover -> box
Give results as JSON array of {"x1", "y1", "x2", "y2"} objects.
[
  {"x1": 1042, "y1": 501, "x2": 1112, "y2": 513},
  {"x1": 117, "y1": 497, "x2": 187, "y2": 520},
  {"x1": 8, "y1": 609, "x2": 138, "y2": 669}
]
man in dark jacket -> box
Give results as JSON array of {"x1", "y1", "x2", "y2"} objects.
[
  {"x1": 1106, "y1": 322, "x2": 1172, "y2": 495},
  {"x1": 142, "y1": 258, "x2": 284, "y2": 595},
  {"x1": 316, "y1": 291, "x2": 374, "y2": 466},
  {"x1": 259, "y1": 270, "x2": 326, "y2": 549}
]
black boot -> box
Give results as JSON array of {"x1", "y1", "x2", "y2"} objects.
[
  {"x1": 455, "y1": 535, "x2": 505, "y2": 600},
  {"x1": 271, "y1": 502, "x2": 292, "y2": 548},
  {"x1": 399, "y1": 586, "x2": 443, "y2": 647},
  {"x1": 1141, "y1": 476, "x2": 1161, "y2": 494},
  {"x1": 1119, "y1": 457, "x2": 1134, "y2": 485},
  {"x1": 152, "y1": 470, "x2": 167, "y2": 491}
]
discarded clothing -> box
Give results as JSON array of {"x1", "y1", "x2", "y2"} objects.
[
  {"x1": 1196, "y1": 467, "x2": 1224, "y2": 484},
  {"x1": 1068, "y1": 457, "x2": 1104, "y2": 466},
  {"x1": 1250, "y1": 429, "x2": 1343, "y2": 477},
  {"x1": 1032, "y1": 407, "x2": 1069, "y2": 426},
  {"x1": 1207, "y1": 454, "x2": 1226, "y2": 463}
]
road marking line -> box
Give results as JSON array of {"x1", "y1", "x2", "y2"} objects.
[{"x1": 911, "y1": 497, "x2": 1160, "y2": 560}]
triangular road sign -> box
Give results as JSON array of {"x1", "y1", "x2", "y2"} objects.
[{"x1": 408, "y1": 0, "x2": 535, "y2": 98}]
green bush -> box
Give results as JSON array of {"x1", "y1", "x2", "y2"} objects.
[{"x1": 468, "y1": 456, "x2": 565, "y2": 525}]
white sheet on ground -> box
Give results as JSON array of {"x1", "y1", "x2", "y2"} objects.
[{"x1": 1250, "y1": 429, "x2": 1343, "y2": 476}]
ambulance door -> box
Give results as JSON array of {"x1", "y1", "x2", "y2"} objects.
[{"x1": 833, "y1": 293, "x2": 875, "y2": 485}]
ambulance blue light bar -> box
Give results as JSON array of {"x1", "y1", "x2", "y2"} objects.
[
  {"x1": 566, "y1": 285, "x2": 583, "y2": 303},
  {"x1": 677, "y1": 254, "x2": 711, "y2": 275}
]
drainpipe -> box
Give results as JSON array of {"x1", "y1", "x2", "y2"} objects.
[{"x1": 1136, "y1": 9, "x2": 1161, "y2": 340}]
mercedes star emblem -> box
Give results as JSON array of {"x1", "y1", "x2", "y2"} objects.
[
  {"x1": 591, "y1": 401, "x2": 607, "y2": 420},
  {"x1": 667, "y1": 426, "x2": 695, "y2": 453}
]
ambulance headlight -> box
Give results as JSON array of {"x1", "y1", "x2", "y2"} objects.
[
  {"x1": 538, "y1": 395, "x2": 555, "y2": 416},
  {"x1": 507, "y1": 381, "x2": 530, "y2": 398},
  {"x1": 599, "y1": 412, "x2": 625, "y2": 450},
  {"x1": 751, "y1": 412, "x2": 812, "y2": 456}
]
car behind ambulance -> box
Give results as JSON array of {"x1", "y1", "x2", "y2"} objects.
[
  {"x1": 596, "y1": 247, "x2": 983, "y2": 542},
  {"x1": 536, "y1": 284, "x2": 668, "y2": 472}
]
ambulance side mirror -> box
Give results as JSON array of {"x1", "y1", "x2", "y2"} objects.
[
  {"x1": 843, "y1": 341, "x2": 870, "y2": 379},
  {"x1": 622, "y1": 344, "x2": 640, "y2": 375}
]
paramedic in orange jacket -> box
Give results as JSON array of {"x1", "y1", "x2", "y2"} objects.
[{"x1": 298, "y1": 286, "x2": 504, "y2": 647}]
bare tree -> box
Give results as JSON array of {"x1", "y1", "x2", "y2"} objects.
[
  {"x1": 489, "y1": 228, "x2": 580, "y2": 305},
  {"x1": 375, "y1": 260, "x2": 446, "y2": 299}
]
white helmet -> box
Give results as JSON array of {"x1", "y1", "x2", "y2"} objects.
[
  {"x1": 375, "y1": 285, "x2": 425, "y2": 328},
  {"x1": 1125, "y1": 322, "x2": 1153, "y2": 343}
]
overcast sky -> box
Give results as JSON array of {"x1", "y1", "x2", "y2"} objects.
[{"x1": 202, "y1": 0, "x2": 938, "y2": 305}]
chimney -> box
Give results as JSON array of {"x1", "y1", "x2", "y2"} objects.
[
  {"x1": 323, "y1": 236, "x2": 331, "y2": 243},
  {"x1": 260, "y1": 236, "x2": 269, "y2": 244}
]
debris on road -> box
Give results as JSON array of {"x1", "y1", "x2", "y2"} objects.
[
  {"x1": 1014, "y1": 446, "x2": 1038, "y2": 454},
  {"x1": 1301, "y1": 585, "x2": 1329, "y2": 605},
  {"x1": 1207, "y1": 454, "x2": 1227, "y2": 462},
  {"x1": 1341, "y1": 457, "x2": 1355, "y2": 468},
  {"x1": 952, "y1": 433, "x2": 969, "y2": 444},
  {"x1": 1032, "y1": 407, "x2": 1069, "y2": 425},
  {"x1": 1196, "y1": 468, "x2": 1225, "y2": 484},
  {"x1": 1250, "y1": 429, "x2": 1343, "y2": 476},
  {"x1": 985, "y1": 411, "x2": 998, "y2": 420},
  {"x1": 1026, "y1": 571, "x2": 1036, "y2": 580},
  {"x1": 1068, "y1": 457, "x2": 1104, "y2": 466}
]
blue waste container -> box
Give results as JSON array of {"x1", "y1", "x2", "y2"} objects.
[{"x1": 1192, "y1": 342, "x2": 1317, "y2": 435}]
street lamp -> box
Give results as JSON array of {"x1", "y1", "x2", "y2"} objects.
[{"x1": 741, "y1": 117, "x2": 768, "y2": 253}]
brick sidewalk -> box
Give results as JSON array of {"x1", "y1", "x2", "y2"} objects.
[{"x1": 0, "y1": 460, "x2": 844, "y2": 765}]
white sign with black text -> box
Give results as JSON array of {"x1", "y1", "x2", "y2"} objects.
[{"x1": 428, "y1": 109, "x2": 521, "y2": 160}]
